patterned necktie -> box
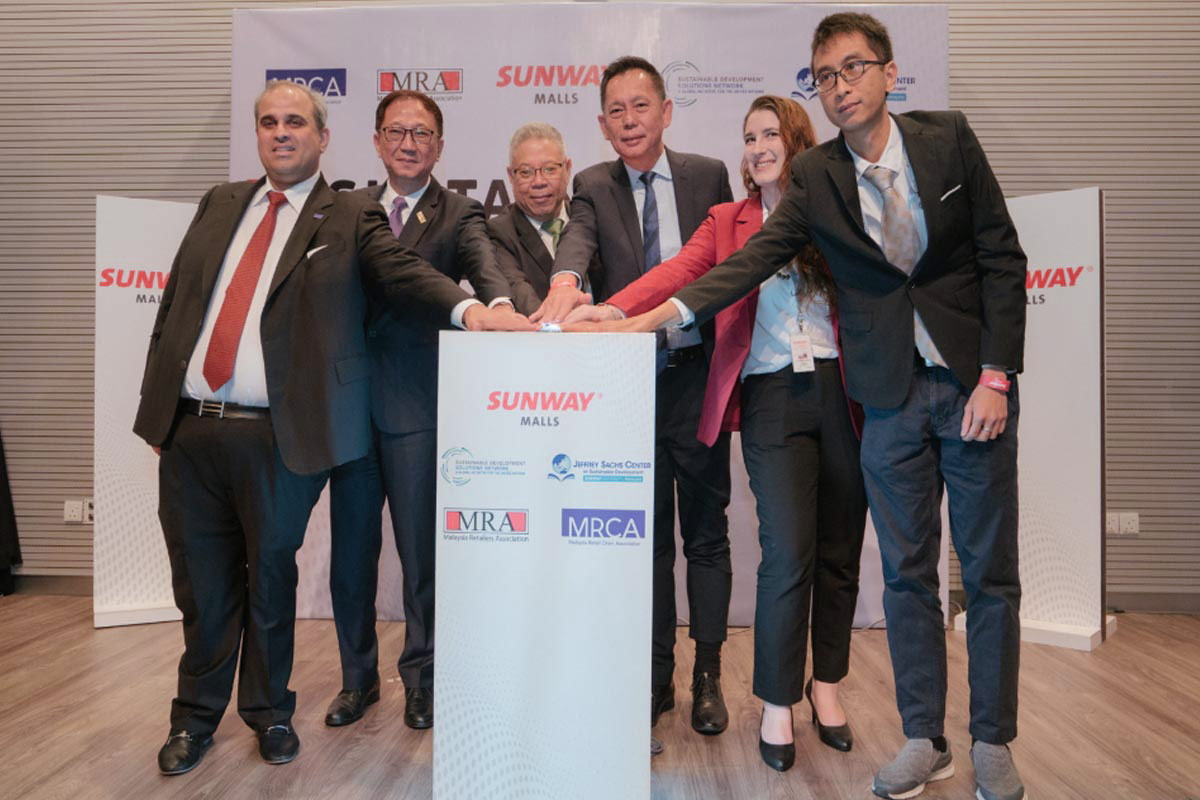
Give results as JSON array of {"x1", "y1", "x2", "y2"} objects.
[
  {"x1": 862, "y1": 165, "x2": 943, "y2": 363},
  {"x1": 541, "y1": 217, "x2": 563, "y2": 250},
  {"x1": 202, "y1": 190, "x2": 287, "y2": 392},
  {"x1": 388, "y1": 195, "x2": 407, "y2": 238},
  {"x1": 639, "y1": 171, "x2": 661, "y2": 269},
  {"x1": 862, "y1": 165, "x2": 920, "y2": 273}
]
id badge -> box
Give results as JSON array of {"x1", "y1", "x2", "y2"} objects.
[{"x1": 790, "y1": 333, "x2": 815, "y2": 373}]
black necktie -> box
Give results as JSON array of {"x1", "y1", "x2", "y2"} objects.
[{"x1": 640, "y1": 171, "x2": 660, "y2": 270}]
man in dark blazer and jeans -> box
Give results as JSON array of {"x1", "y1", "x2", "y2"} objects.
[
  {"x1": 534, "y1": 56, "x2": 735, "y2": 743},
  {"x1": 323, "y1": 89, "x2": 515, "y2": 732},
  {"x1": 662, "y1": 14, "x2": 1028, "y2": 800},
  {"x1": 134, "y1": 81, "x2": 527, "y2": 777}
]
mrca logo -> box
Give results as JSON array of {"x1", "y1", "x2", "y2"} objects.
[
  {"x1": 791, "y1": 67, "x2": 818, "y2": 101},
  {"x1": 562, "y1": 509, "x2": 645, "y2": 540},
  {"x1": 266, "y1": 68, "x2": 347, "y2": 98}
]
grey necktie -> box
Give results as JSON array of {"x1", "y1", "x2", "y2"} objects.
[
  {"x1": 862, "y1": 165, "x2": 920, "y2": 272},
  {"x1": 862, "y1": 165, "x2": 943, "y2": 365},
  {"x1": 388, "y1": 195, "x2": 407, "y2": 238}
]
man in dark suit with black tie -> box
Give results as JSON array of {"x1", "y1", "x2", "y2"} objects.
[
  {"x1": 135, "y1": 80, "x2": 528, "y2": 777},
  {"x1": 533, "y1": 56, "x2": 735, "y2": 741},
  {"x1": 660, "y1": 14, "x2": 1028, "y2": 800},
  {"x1": 323, "y1": 89, "x2": 515, "y2": 732},
  {"x1": 487, "y1": 122, "x2": 575, "y2": 314}
]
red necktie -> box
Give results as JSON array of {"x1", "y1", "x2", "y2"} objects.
[{"x1": 202, "y1": 190, "x2": 287, "y2": 392}]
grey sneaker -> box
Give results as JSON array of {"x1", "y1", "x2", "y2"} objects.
[
  {"x1": 871, "y1": 738, "x2": 955, "y2": 799},
  {"x1": 972, "y1": 741, "x2": 1026, "y2": 800}
]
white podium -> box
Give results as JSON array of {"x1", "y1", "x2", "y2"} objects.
[{"x1": 434, "y1": 332, "x2": 655, "y2": 800}]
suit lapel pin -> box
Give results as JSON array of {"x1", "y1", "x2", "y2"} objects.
[
  {"x1": 416, "y1": 210, "x2": 427, "y2": 225},
  {"x1": 313, "y1": 212, "x2": 325, "y2": 219}
]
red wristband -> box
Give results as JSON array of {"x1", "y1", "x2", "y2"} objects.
[{"x1": 979, "y1": 373, "x2": 1010, "y2": 392}]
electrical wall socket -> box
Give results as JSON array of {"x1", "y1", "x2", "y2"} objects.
[
  {"x1": 82, "y1": 498, "x2": 94, "y2": 525},
  {"x1": 1118, "y1": 512, "x2": 1139, "y2": 536},
  {"x1": 63, "y1": 500, "x2": 83, "y2": 523},
  {"x1": 1105, "y1": 512, "x2": 1119, "y2": 535}
]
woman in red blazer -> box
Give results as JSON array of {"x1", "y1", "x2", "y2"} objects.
[{"x1": 566, "y1": 96, "x2": 868, "y2": 772}]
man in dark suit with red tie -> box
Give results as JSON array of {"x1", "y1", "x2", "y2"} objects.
[
  {"x1": 663, "y1": 14, "x2": 1028, "y2": 800},
  {"x1": 322, "y1": 89, "x2": 515, "y2": 733},
  {"x1": 533, "y1": 57, "x2": 735, "y2": 741},
  {"x1": 134, "y1": 80, "x2": 527, "y2": 777}
]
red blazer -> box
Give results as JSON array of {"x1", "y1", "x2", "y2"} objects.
[{"x1": 608, "y1": 194, "x2": 862, "y2": 446}]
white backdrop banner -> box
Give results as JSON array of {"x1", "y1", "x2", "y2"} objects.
[
  {"x1": 990, "y1": 187, "x2": 1105, "y2": 649},
  {"x1": 93, "y1": 196, "x2": 194, "y2": 626},
  {"x1": 228, "y1": 2, "x2": 950, "y2": 627},
  {"x1": 434, "y1": 332, "x2": 654, "y2": 800}
]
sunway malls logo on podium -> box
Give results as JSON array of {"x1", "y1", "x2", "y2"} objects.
[
  {"x1": 1026, "y1": 264, "x2": 1094, "y2": 307},
  {"x1": 378, "y1": 69, "x2": 463, "y2": 99},
  {"x1": 486, "y1": 390, "x2": 599, "y2": 428}
]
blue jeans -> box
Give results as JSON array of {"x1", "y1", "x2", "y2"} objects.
[{"x1": 860, "y1": 362, "x2": 1020, "y2": 744}]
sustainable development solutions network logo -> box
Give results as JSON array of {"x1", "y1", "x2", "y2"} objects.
[
  {"x1": 439, "y1": 447, "x2": 527, "y2": 486},
  {"x1": 662, "y1": 61, "x2": 765, "y2": 108}
]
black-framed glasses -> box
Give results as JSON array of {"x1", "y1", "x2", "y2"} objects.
[
  {"x1": 511, "y1": 163, "x2": 564, "y2": 182},
  {"x1": 380, "y1": 126, "x2": 437, "y2": 145},
  {"x1": 814, "y1": 60, "x2": 887, "y2": 93}
]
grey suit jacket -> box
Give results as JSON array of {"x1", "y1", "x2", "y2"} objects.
[
  {"x1": 551, "y1": 148, "x2": 734, "y2": 304},
  {"x1": 133, "y1": 175, "x2": 470, "y2": 474},
  {"x1": 486, "y1": 203, "x2": 554, "y2": 315},
  {"x1": 360, "y1": 178, "x2": 512, "y2": 434},
  {"x1": 675, "y1": 111, "x2": 1027, "y2": 409}
]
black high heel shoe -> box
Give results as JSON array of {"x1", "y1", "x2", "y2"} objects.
[
  {"x1": 805, "y1": 678, "x2": 853, "y2": 752},
  {"x1": 758, "y1": 708, "x2": 795, "y2": 772}
]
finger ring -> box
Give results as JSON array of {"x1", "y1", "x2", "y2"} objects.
[{"x1": 982, "y1": 427, "x2": 993, "y2": 432}]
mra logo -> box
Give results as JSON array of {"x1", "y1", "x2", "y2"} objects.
[{"x1": 444, "y1": 508, "x2": 528, "y2": 533}]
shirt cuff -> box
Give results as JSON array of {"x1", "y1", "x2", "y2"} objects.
[
  {"x1": 981, "y1": 364, "x2": 1011, "y2": 373},
  {"x1": 451, "y1": 298, "x2": 482, "y2": 329},
  {"x1": 487, "y1": 296, "x2": 513, "y2": 309},
  {"x1": 668, "y1": 297, "x2": 694, "y2": 328},
  {"x1": 551, "y1": 271, "x2": 582, "y2": 289}
]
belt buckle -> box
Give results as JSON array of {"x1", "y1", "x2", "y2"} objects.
[{"x1": 198, "y1": 400, "x2": 227, "y2": 419}]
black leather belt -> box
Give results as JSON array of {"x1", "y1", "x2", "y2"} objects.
[
  {"x1": 666, "y1": 344, "x2": 705, "y2": 368},
  {"x1": 180, "y1": 398, "x2": 270, "y2": 420}
]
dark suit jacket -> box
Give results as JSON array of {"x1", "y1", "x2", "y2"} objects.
[
  {"x1": 551, "y1": 148, "x2": 734, "y2": 304},
  {"x1": 675, "y1": 111, "x2": 1027, "y2": 409},
  {"x1": 359, "y1": 178, "x2": 511, "y2": 435},
  {"x1": 486, "y1": 203, "x2": 555, "y2": 315},
  {"x1": 133, "y1": 175, "x2": 470, "y2": 475}
]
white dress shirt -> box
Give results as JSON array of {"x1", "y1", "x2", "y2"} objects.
[
  {"x1": 846, "y1": 116, "x2": 947, "y2": 368},
  {"x1": 741, "y1": 202, "x2": 838, "y2": 378},
  {"x1": 625, "y1": 151, "x2": 701, "y2": 350},
  {"x1": 379, "y1": 179, "x2": 494, "y2": 325},
  {"x1": 183, "y1": 173, "x2": 319, "y2": 406}
]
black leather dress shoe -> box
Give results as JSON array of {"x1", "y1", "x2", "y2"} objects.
[
  {"x1": 690, "y1": 672, "x2": 728, "y2": 735},
  {"x1": 650, "y1": 683, "x2": 675, "y2": 727},
  {"x1": 257, "y1": 724, "x2": 300, "y2": 765},
  {"x1": 758, "y1": 710, "x2": 795, "y2": 772},
  {"x1": 157, "y1": 730, "x2": 213, "y2": 775},
  {"x1": 404, "y1": 687, "x2": 434, "y2": 730},
  {"x1": 325, "y1": 680, "x2": 381, "y2": 727},
  {"x1": 805, "y1": 678, "x2": 853, "y2": 752}
]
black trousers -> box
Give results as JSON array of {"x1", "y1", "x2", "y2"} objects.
[
  {"x1": 652, "y1": 355, "x2": 733, "y2": 686},
  {"x1": 740, "y1": 361, "x2": 867, "y2": 705},
  {"x1": 860, "y1": 363, "x2": 1020, "y2": 744},
  {"x1": 328, "y1": 427, "x2": 436, "y2": 691},
  {"x1": 159, "y1": 413, "x2": 326, "y2": 735}
]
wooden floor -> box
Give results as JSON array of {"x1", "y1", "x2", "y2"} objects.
[{"x1": 1, "y1": 596, "x2": 1197, "y2": 799}]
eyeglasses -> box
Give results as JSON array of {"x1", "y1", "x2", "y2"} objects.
[
  {"x1": 380, "y1": 126, "x2": 437, "y2": 145},
  {"x1": 511, "y1": 163, "x2": 565, "y2": 182},
  {"x1": 814, "y1": 60, "x2": 887, "y2": 94}
]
